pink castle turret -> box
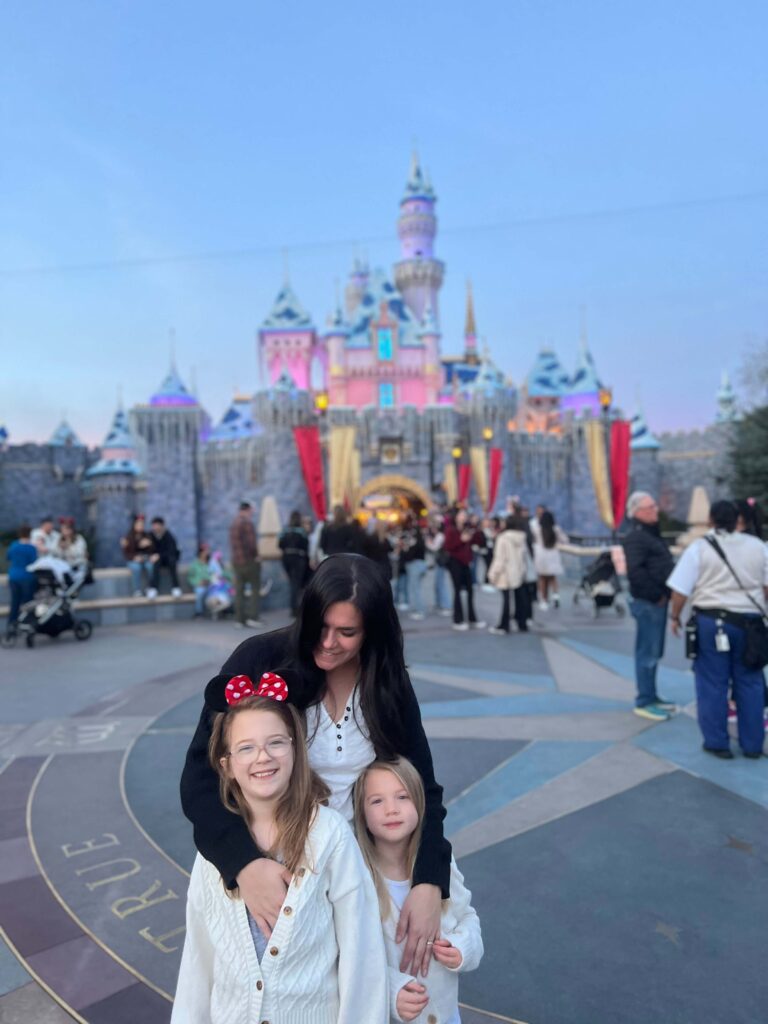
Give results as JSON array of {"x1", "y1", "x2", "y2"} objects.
[
  {"x1": 394, "y1": 154, "x2": 445, "y2": 323},
  {"x1": 259, "y1": 282, "x2": 319, "y2": 391}
]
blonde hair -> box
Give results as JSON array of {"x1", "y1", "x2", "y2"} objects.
[
  {"x1": 209, "y1": 696, "x2": 330, "y2": 882},
  {"x1": 352, "y1": 757, "x2": 425, "y2": 920}
]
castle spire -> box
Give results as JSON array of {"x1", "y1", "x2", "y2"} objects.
[{"x1": 464, "y1": 280, "x2": 478, "y2": 363}]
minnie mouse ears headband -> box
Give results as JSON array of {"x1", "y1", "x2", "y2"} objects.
[{"x1": 224, "y1": 671, "x2": 289, "y2": 707}]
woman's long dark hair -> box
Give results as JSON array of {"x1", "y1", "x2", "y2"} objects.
[
  {"x1": 279, "y1": 554, "x2": 411, "y2": 756},
  {"x1": 540, "y1": 510, "x2": 557, "y2": 549}
]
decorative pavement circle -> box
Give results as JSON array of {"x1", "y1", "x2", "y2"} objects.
[{"x1": 1, "y1": 595, "x2": 767, "y2": 1023}]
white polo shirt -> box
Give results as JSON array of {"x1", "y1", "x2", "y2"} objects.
[{"x1": 667, "y1": 530, "x2": 768, "y2": 614}]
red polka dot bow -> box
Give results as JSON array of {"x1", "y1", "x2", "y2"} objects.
[{"x1": 224, "y1": 672, "x2": 289, "y2": 706}]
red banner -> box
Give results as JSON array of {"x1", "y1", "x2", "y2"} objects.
[
  {"x1": 458, "y1": 463, "x2": 472, "y2": 504},
  {"x1": 609, "y1": 420, "x2": 631, "y2": 529},
  {"x1": 293, "y1": 426, "x2": 327, "y2": 522},
  {"x1": 487, "y1": 448, "x2": 503, "y2": 513}
]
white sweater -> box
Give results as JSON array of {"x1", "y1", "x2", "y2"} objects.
[
  {"x1": 172, "y1": 805, "x2": 389, "y2": 1024},
  {"x1": 384, "y1": 858, "x2": 483, "y2": 1024}
]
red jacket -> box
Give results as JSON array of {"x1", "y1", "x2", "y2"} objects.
[{"x1": 443, "y1": 523, "x2": 473, "y2": 566}]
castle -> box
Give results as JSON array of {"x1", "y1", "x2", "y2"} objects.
[{"x1": 0, "y1": 158, "x2": 739, "y2": 566}]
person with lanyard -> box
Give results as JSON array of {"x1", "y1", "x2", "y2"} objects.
[
  {"x1": 180, "y1": 553, "x2": 451, "y2": 978},
  {"x1": 667, "y1": 499, "x2": 768, "y2": 759}
]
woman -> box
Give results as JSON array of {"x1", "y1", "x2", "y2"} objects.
[
  {"x1": 54, "y1": 517, "x2": 89, "y2": 570},
  {"x1": 443, "y1": 509, "x2": 486, "y2": 631},
  {"x1": 278, "y1": 510, "x2": 310, "y2": 616},
  {"x1": 362, "y1": 519, "x2": 394, "y2": 582},
  {"x1": 487, "y1": 513, "x2": 530, "y2": 634},
  {"x1": 180, "y1": 554, "x2": 450, "y2": 978},
  {"x1": 530, "y1": 509, "x2": 568, "y2": 610},
  {"x1": 120, "y1": 514, "x2": 155, "y2": 596},
  {"x1": 401, "y1": 514, "x2": 427, "y2": 620}
]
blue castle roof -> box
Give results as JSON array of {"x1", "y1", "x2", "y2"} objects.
[
  {"x1": 209, "y1": 396, "x2": 262, "y2": 442},
  {"x1": 526, "y1": 349, "x2": 569, "y2": 398},
  {"x1": 402, "y1": 153, "x2": 435, "y2": 203},
  {"x1": 49, "y1": 419, "x2": 84, "y2": 447},
  {"x1": 149, "y1": 363, "x2": 198, "y2": 407},
  {"x1": 346, "y1": 269, "x2": 419, "y2": 349},
  {"x1": 417, "y1": 303, "x2": 440, "y2": 338},
  {"x1": 262, "y1": 284, "x2": 314, "y2": 330},
  {"x1": 86, "y1": 407, "x2": 142, "y2": 477},
  {"x1": 566, "y1": 343, "x2": 603, "y2": 396},
  {"x1": 629, "y1": 408, "x2": 660, "y2": 450}
]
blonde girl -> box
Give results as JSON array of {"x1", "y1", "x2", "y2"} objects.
[
  {"x1": 173, "y1": 674, "x2": 388, "y2": 1024},
  {"x1": 354, "y1": 757, "x2": 483, "y2": 1024}
]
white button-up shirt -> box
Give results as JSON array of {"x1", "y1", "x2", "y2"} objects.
[{"x1": 307, "y1": 687, "x2": 375, "y2": 821}]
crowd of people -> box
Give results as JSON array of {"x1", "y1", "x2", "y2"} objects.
[{"x1": 5, "y1": 515, "x2": 90, "y2": 627}]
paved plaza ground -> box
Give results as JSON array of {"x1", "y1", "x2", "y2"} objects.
[{"x1": 1, "y1": 585, "x2": 766, "y2": 1024}]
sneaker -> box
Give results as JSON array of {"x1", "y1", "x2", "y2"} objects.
[
  {"x1": 409, "y1": 613, "x2": 425, "y2": 621},
  {"x1": 171, "y1": 587, "x2": 182, "y2": 598},
  {"x1": 633, "y1": 705, "x2": 670, "y2": 722},
  {"x1": 538, "y1": 600, "x2": 549, "y2": 612},
  {"x1": 259, "y1": 580, "x2": 273, "y2": 597},
  {"x1": 654, "y1": 697, "x2": 676, "y2": 711},
  {"x1": 397, "y1": 603, "x2": 410, "y2": 612},
  {"x1": 246, "y1": 618, "x2": 264, "y2": 628},
  {"x1": 488, "y1": 627, "x2": 508, "y2": 636},
  {"x1": 132, "y1": 590, "x2": 143, "y2": 598},
  {"x1": 452, "y1": 622, "x2": 469, "y2": 631},
  {"x1": 702, "y1": 745, "x2": 734, "y2": 759},
  {"x1": 470, "y1": 620, "x2": 486, "y2": 629},
  {"x1": 552, "y1": 594, "x2": 560, "y2": 608},
  {"x1": 145, "y1": 588, "x2": 158, "y2": 599},
  {"x1": 438, "y1": 608, "x2": 452, "y2": 617}
]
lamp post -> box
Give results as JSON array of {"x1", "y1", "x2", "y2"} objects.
[
  {"x1": 481, "y1": 427, "x2": 493, "y2": 513},
  {"x1": 451, "y1": 445, "x2": 462, "y2": 507}
]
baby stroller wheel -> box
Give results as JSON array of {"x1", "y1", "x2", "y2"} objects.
[
  {"x1": 573, "y1": 590, "x2": 580, "y2": 605},
  {"x1": 74, "y1": 620, "x2": 93, "y2": 641},
  {"x1": 25, "y1": 633, "x2": 36, "y2": 648}
]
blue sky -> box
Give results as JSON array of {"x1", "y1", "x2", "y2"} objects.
[{"x1": 2, "y1": 0, "x2": 767, "y2": 444}]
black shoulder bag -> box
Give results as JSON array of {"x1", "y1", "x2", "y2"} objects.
[{"x1": 705, "y1": 536, "x2": 768, "y2": 670}]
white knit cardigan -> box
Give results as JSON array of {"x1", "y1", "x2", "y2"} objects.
[
  {"x1": 172, "y1": 805, "x2": 389, "y2": 1024},
  {"x1": 384, "y1": 858, "x2": 483, "y2": 1024}
]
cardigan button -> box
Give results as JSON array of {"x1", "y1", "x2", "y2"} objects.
[
  {"x1": 297, "y1": 867, "x2": 305, "y2": 876},
  {"x1": 256, "y1": 980, "x2": 263, "y2": 991},
  {"x1": 269, "y1": 946, "x2": 279, "y2": 956},
  {"x1": 427, "y1": 1016, "x2": 437, "y2": 1024},
  {"x1": 337, "y1": 746, "x2": 342, "y2": 752},
  {"x1": 283, "y1": 905, "x2": 292, "y2": 915}
]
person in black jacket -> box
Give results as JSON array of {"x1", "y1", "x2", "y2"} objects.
[
  {"x1": 622, "y1": 491, "x2": 675, "y2": 721},
  {"x1": 147, "y1": 516, "x2": 181, "y2": 597},
  {"x1": 180, "y1": 553, "x2": 450, "y2": 978},
  {"x1": 278, "y1": 509, "x2": 309, "y2": 616}
]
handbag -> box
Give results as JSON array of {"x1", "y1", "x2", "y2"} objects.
[
  {"x1": 704, "y1": 536, "x2": 768, "y2": 669},
  {"x1": 435, "y1": 548, "x2": 450, "y2": 568}
]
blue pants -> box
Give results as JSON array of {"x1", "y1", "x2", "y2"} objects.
[
  {"x1": 9, "y1": 577, "x2": 35, "y2": 625},
  {"x1": 434, "y1": 564, "x2": 452, "y2": 610},
  {"x1": 405, "y1": 559, "x2": 427, "y2": 615},
  {"x1": 694, "y1": 615, "x2": 765, "y2": 755},
  {"x1": 629, "y1": 598, "x2": 668, "y2": 707}
]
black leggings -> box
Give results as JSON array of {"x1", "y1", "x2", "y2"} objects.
[{"x1": 448, "y1": 559, "x2": 477, "y2": 624}]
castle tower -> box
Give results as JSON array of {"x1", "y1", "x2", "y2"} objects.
[
  {"x1": 259, "y1": 283, "x2": 317, "y2": 391},
  {"x1": 463, "y1": 280, "x2": 479, "y2": 364},
  {"x1": 344, "y1": 257, "x2": 369, "y2": 320},
  {"x1": 324, "y1": 306, "x2": 351, "y2": 406},
  {"x1": 82, "y1": 405, "x2": 142, "y2": 566},
  {"x1": 393, "y1": 153, "x2": 445, "y2": 323},
  {"x1": 628, "y1": 404, "x2": 661, "y2": 502},
  {"x1": 417, "y1": 303, "x2": 442, "y2": 406},
  {"x1": 561, "y1": 338, "x2": 604, "y2": 418},
  {"x1": 130, "y1": 360, "x2": 208, "y2": 562}
]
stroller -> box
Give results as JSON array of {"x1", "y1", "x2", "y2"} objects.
[
  {"x1": 572, "y1": 550, "x2": 625, "y2": 618},
  {"x1": 3, "y1": 556, "x2": 93, "y2": 648}
]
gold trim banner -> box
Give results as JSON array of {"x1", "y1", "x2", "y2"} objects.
[
  {"x1": 443, "y1": 461, "x2": 458, "y2": 505},
  {"x1": 585, "y1": 420, "x2": 615, "y2": 529},
  {"x1": 470, "y1": 445, "x2": 488, "y2": 511},
  {"x1": 329, "y1": 425, "x2": 357, "y2": 509}
]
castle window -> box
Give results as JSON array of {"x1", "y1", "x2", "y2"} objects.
[
  {"x1": 379, "y1": 382, "x2": 394, "y2": 408},
  {"x1": 377, "y1": 327, "x2": 393, "y2": 362}
]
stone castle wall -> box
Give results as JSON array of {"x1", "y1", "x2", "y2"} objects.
[
  {"x1": 0, "y1": 444, "x2": 94, "y2": 535},
  {"x1": 656, "y1": 423, "x2": 733, "y2": 519}
]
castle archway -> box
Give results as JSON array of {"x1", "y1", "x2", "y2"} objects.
[{"x1": 356, "y1": 474, "x2": 434, "y2": 524}]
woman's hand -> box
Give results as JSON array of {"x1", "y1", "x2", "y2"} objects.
[
  {"x1": 432, "y1": 938, "x2": 462, "y2": 969},
  {"x1": 236, "y1": 859, "x2": 292, "y2": 937},
  {"x1": 396, "y1": 883, "x2": 441, "y2": 977},
  {"x1": 396, "y1": 981, "x2": 429, "y2": 1021}
]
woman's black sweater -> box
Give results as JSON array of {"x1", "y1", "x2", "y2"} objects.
[{"x1": 179, "y1": 627, "x2": 452, "y2": 896}]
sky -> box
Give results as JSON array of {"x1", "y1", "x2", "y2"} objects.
[{"x1": 2, "y1": 0, "x2": 767, "y2": 445}]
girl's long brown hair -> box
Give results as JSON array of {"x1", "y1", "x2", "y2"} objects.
[
  {"x1": 352, "y1": 757, "x2": 425, "y2": 920},
  {"x1": 209, "y1": 696, "x2": 329, "y2": 880}
]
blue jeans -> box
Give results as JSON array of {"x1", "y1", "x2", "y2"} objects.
[
  {"x1": 194, "y1": 586, "x2": 207, "y2": 615},
  {"x1": 9, "y1": 577, "x2": 35, "y2": 625},
  {"x1": 434, "y1": 564, "x2": 451, "y2": 610},
  {"x1": 629, "y1": 598, "x2": 668, "y2": 707},
  {"x1": 405, "y1": 559, "x2": 427, "y2": 615},
  {"x1": 394, "y1": 571, "x2": 409, "y2": 607},
  {"x1": 695, "y1": 615, "x2": 765, "y2": 754},
  {"x1": 127, "y1": 559, "x2": 149, "y2": 593}
]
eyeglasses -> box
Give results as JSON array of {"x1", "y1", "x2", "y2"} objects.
[{"x1": 226, "y1": 737, "x2": 293, "y2": 766}]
